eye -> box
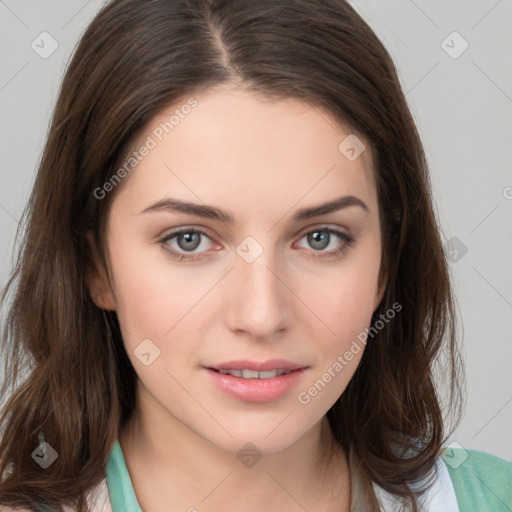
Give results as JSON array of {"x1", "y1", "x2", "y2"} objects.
[
  {"x1": 159, "y1": 227, "x2": 220, "y2": 262},
  {"x1": 294, "y1": 227, "x2": 355, "y2": 260},
  {"x1": 158, "y1": 226, "x2": 355, "y2": 262}
]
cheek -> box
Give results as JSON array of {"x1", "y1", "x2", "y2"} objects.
[
  {"x1": 293, "y1": 249, "x2": 382, "y2": 411},
  {"x1": 301, "y1": 246, "x2": 381, "y2": 344},
  {"x1": 106, "y1": 230, "x2": 190, "y2": 344},
  {"x1": 302, "y1": 279, "x2": 375, "y2": 382},
  {"x1": 294, "y1": 273, "x2": 378, "y2": 411},
  {"x1": 107, "y1": 233, "x2": 221, "y2": 373}
]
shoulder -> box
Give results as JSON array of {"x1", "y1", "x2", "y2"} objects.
[{"x1": 442, "y1": 446, "x2": 512, "y2": 511}]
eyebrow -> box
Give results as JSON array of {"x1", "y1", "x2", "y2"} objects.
[{"x1": 139, "y1": 194, "x2": 369, "y2": 224}]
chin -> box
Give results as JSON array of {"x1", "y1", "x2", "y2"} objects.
[{"x1": 191, "y1": 412, "x2": 323, "y2": 456}]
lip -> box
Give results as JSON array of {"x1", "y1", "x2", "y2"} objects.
[
  {"x1": 202, "y1": 361, "x2": 308, "y2": 403},
  {"x1": 207, "y1": 359, "x2": 306, "y2": 372}
]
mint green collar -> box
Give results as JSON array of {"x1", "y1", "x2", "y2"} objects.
[{"x1": 106, "y1": 441, "x2": 143, "y2": 511}]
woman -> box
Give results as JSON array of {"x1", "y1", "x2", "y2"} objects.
[{"x1": 1, "y1": 0, "x2": 510, "y2": 511}]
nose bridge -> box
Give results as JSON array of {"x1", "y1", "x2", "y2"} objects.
[{"x1": 226, "y1": 238, "x2": 290, "y2": 337}]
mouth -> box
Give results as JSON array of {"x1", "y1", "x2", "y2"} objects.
[
  {"x1": 202, "y1": 360, "x2": 308, "y2": 402},
  {"x1": 210, "y1": 368, "x2": 294, "y2": 379}
]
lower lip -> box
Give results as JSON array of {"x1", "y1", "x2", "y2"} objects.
[{"x1": 202, "y1": 367, "x2": 307, "y2": 403}]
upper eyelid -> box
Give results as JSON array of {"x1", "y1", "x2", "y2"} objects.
[
  {"x1": 161, "y1": 223, "x2": 351, "y2": 240},
  {"x1": 295, "y1": 223, "x2": 351, "y2": 237}
]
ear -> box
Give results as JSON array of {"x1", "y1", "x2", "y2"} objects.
[{"x1": 84, "y1": 231, "x2": 117, "y2": 311}]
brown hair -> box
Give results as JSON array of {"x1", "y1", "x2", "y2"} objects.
[{"x1": 0, "y1": 0, "x2": 463, "y2": 510}]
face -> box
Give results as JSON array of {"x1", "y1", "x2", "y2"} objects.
[{"x1": 89, "y1": 84, "x2": 385, "y2": 454}]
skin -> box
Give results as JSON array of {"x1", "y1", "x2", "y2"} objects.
[{"x1": 88, "y1": 83, "x2": 385, "y2": 512}]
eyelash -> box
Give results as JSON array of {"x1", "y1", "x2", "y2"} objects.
[{"x1": 158, "y1": 226, "x2": 355, "y2": 262}]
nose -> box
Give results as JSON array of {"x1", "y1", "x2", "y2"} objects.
[{"x1": 225, "y1": 249, "x2": 292, "y2": 340}]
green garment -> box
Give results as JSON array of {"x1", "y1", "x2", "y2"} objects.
[
  {"x1": 443, "y1": 447, "x2": 512, "y2": 512},
  {"x1": 105, "y1": 441, "x2": 143, "y2": 512},
  {"x1": 105, "y1": 441, "x2": 512, "y2": 511}
]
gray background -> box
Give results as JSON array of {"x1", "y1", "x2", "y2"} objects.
[{"x1": 1, "y1": 1, "x2": 511, "y2": 461}]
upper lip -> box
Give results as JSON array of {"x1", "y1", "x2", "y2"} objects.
[{"x1": 206, "y1": 359, "x2": 307, "y2": 372}]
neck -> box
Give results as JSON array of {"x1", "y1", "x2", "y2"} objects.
[{"x1": 118, "y1": 384, "x2": 351, "y2": 512}]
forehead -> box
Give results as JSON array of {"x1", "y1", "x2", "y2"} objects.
[{"x1": 113, "y1": 85, "x2": 377, "y2": 221}]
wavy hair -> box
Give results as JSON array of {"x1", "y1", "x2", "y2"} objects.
[{"x1": 0, "y1": 0, "x2": 463, "y2": 510}]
